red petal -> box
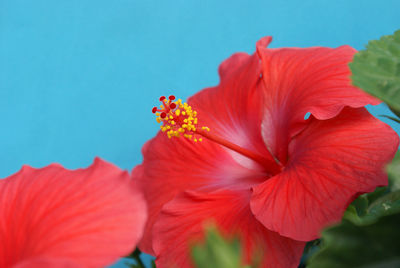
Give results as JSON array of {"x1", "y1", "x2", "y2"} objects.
[
  {"x1": 153, "y1": 190, "x2": 305, "y2": 268},
  {"x1": 135, "y1": 133, "x2": 267, "y2": 255},
  {"x1": 0, "y1": 158, "x2": 147, "y2": 267},
  {"x1": 251, "y1": 108, "x2": 399, "y2": 241},
  {"x1": 14, "y1": 258, "x2": 82, "y2": 268},
  {"x1": 189, "y1": 51, "x2": 278, "y2": 170},
  {"x1": 257, "y1": 40, "x2": 380, "y2": 162},
  {"x1": 136, "y1": 52, "x2": 279, "y2": 255}
]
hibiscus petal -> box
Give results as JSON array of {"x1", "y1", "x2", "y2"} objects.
[
  {"x1": 257, "y1": 38, "x2": 380, "y2": 162},
  {"x1": 153, "y1": 189, "x2": 305, "y2": 268},
  {"x1": 251, "y1": 107, "x2": 399, "y2": 241},
  {"x1": 189, "y1": 50, "x2": 278, "y2": 170},
  {"x1": 137, "y1": 43, "x2": 283, "y2": 255},
  {"x1": 135, "y1": 132, "x2": 267, "y2": 254},
  {"x1": 0, "y1": 158, "x2": 147, "y2": 268},
  {"x1": 14, "y1": 257, "x2": 82, "y2": 268}
]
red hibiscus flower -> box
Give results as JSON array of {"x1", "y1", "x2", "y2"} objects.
[
  {"x1": 133, "y1": 37, "x2": 399, "y2": 268},
  {"x1": 0, "y1": 158, "x2": 147, "y2": 268}
]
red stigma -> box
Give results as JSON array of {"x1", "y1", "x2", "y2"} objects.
[
  {"x1": 170, "y1": 103, "x2": 177, "y2": 109},
  {"x1": 159, "y1": 96, "x2": 166, "y2": 101},
  {"x1": 152, "y1": 107, "x2": 158, "y2": 113},
  {"x1": 160, "y1": 112, "x2": 167, "y2": 119},
  {"x1": 168, "y1": 95, "x2": 176, "y2": 100}
]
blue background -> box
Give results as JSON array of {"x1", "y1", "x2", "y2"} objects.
[{"x1": 1, "y1": 0, "x2": 399, "y2": 267}]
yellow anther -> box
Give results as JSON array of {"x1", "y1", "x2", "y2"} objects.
[
  {"x1": 184, "y1": 134, "x2": 192, "y2": 139},
  {"x1": 153, "y1": 96, "x2": 210, "y2": 142}
]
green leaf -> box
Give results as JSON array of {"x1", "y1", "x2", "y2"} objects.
[
  {"x1": 388, "y1": 151, "x2": 400, "y2": 191},
  {"x1": 349, "y1": 30, "x2": 400, "y2": 114},
  {"x1": 343, "y1": 204, "x2": 364, "y2": 225},
  {"x1": 367, "y1": 190, "x2": 400, "y2": 218},
  {"x1": 352, "y1": 194, "x2": 369, "y2": 216},
  {"x1": 343, "y1": 194, "x2": 369, "y2": 224},
  {"x1": 364, "y1": 186, "x2": 388, "y2": 205},
  {"x1": 344, "y1": 190, "x2": 400, "y2": 226},
  {"x1": 191, "y1": 226, "x2": 251, "y2": 268},
  {"x1": 307, "y1": 213, "x2": 400, "y2": 268}
]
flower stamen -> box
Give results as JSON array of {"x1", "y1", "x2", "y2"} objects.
[{"x1": 152, "y1": 95, "x2": 201, "y2": 140}]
